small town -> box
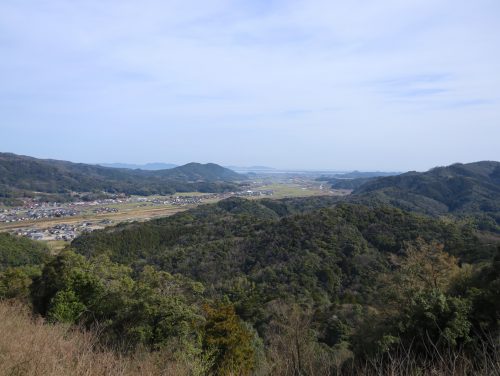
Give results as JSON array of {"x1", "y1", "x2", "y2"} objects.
[{"x1": 0, "y1": 189, "x2": 275, "y2": 242}]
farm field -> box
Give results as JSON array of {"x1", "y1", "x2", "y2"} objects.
[{"x1": 0, "y1": 179, "x2": 343, "y2": 250}]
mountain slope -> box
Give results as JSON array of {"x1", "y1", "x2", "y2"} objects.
[
  {"x1": 158, "y1": 162, "x2": 243, "y2": 181},
  {"x1": 72, "y1": 197, "x2": 495, "y2": 304},
  {"x1": 352, "y1": 161, "x2": 500, "y2": 230},
  {"x1": 6, "y1": 196, "x2": 499, "y2": 374},
  {"x1": 325, "y1": 177, "x2": 376, "y2": 190},
  {"x1": 317, "y1": 171, "x2": 401, "y2": 191},
  {"x1": 0, "y1": 152, "x2": 243, "y2": 202}
]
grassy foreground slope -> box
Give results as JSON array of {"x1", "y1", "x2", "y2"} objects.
[
  {"x1": 1, "y1": 297, "x2": 497, "y2": 376},
  {"x1": 0, "y1": 301, "x2": 206, "y2": 376}
]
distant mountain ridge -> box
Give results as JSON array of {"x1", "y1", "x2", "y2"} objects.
[
  {"x1": 352, "y1": 161, "x2": 500, "y2": 230},
  {"x1": 100, "y1": 162, "x2": 178, "y2": 170},
  {"x1": 162, "y1": 162, "x2": 243, "y2": 181},
  {"x1": 332, "y1": 170, "x2": 401, "y2": 179},
  {"x1": 0, "y1": 152, "x2": 244, "y2": 204},
  {"x1": 317, "y1": 171, "x2": 401, "y2": 190}
]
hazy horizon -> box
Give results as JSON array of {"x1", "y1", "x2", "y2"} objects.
[
  {"x1": 3, "y1": 149, "x2": 497, "y2": 174},
  {"x1": 1, "y1": 1, "x2": 499, "y2": 170}
]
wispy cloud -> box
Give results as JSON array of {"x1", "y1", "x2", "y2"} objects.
[
  {"x1": 0, "y1": 0, "x2": 499, "y2": 170},
  {"x1": 377, "y1": 73, "x2": 451, "y2": 87},
  {"x1": 369, "y1": 73, "x2": 451, "y2": 100},
  {"x1": 441, "y1": 98, "x2": 494, "y2": 109}
]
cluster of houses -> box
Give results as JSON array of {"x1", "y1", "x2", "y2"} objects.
[
  {"x1": 2, "y1": 190, "x2": 275, "y2": 242},
  {"x1": 1, "y1": 190, "x2": 276, "y2": 225},
  {"x1": 0, "y1": 202, "x2": 82, "y2": 223},
  {"x1": 234, "y1": 190, "x2": 274, "y2": 197},
  {"x1": 26, "y1": 207, "x2": 80, "y2": 220},
  {"x1": 150, "y1": 196, "x2": 206, "y2": 206},
  {"x1": 92, "y1": 207, "x2": 119, "y2": 214},
  {"x1": 16, "y1": 221, "x2": 106, "y2": 241},
  {"x1": 16, "y1": 225, "x2": 75, "y2": 241}
]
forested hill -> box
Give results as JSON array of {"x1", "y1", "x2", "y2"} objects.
[
  {"x1": 317, "y1": 171, "x2": 401, "y2": 190},
  {"x1": 68, "y1": 195, "x2": 498, "y2": 367},
  {"x1": 5, "y1": 196, "x2": 499, "y2": 374},
  {"x1": 352, "y1": 161, "x2": 500, "y2": 230},
  {"x1": 0, "y1": 152, "x2": 244, "y2": 202},
  {"x1": 155, "y1": 162, "x2": 243, "y2": 181},
  {"x1": 73, "y1": 197, "x2": 496, "y2": 298}
]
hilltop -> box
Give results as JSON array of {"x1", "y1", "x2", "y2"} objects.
[
  {"x1": 158, "y1": 162, "x2": 243, "y2": 181},
  {"x1": 317, "y1": 171, "x2": 401, "y2": 190},
  {"x1": 352, "y1": 161, "x2": 500, "y2": 230},
  {"x1": 0, "y1": 152, "x2": 244, "y2": 204}
]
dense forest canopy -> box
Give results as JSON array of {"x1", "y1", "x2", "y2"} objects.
[
  {"x1": 0, "y1": 161, "x2": 499, "y2": 375},
  {"x1": 340, "y1": 161, "x2": 500, "y2": 232},
  {"x1": 68, "y1": 196, "x2": 499, "y2": 372},
  {"x1": 0, "y1": 232, "x2": 49, "y2": 270}
]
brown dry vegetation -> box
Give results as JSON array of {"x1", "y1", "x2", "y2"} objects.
[
  {"x1": 0, "y1": 301, "x2": 206, "y2": 376},
  {"x1": 342, "y1": 343, "x2": 500, "y2": 376},
  {"x1": 2, "y1": 299, "x2": 498, "y2": 376}
]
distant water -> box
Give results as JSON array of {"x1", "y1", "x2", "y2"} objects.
[{"x1": 232, "y1": 168, "x2": 347, "y2": 175}]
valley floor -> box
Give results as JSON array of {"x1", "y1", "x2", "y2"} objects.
[{"x1": 0, "y1": 179, "x2": 345, "y2": 251}]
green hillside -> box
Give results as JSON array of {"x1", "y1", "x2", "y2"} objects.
[
  {"x1": 67, "y1": 196, "x2": 498, "y2": 372},
  {"x1": 155, "y1": 162, "x2": 243, "y2": 181},
  {"x1": 0, "y1": 152, "x2": 244, "y2": 204},
  {"x1": 72, "y1": 197, "x2": 495, "y2": 303},
  {"x1": 353, "y1": 161, "x2": 500, "y2": 231},
  {"x1": 325, "y1": 177, "x2": 375, "y2": 190},
  {"x1": 0, "y1": 195, "x2": 497, "y2": 374},
  {"x1": 0, "y1": 232, "x2": 49, "y2": 270}
]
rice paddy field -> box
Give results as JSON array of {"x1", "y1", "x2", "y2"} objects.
[{"x1": 0, "y1": 179, "x2": 347, "y2": 251}]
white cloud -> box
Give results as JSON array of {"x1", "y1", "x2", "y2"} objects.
[{"x1": 0, "y1": 0, "x2": 499, "y2": 169}]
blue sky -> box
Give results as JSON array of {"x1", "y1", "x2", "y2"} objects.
[{"x1": 0, "y1": 0, "x2": 499, "y2": 170}]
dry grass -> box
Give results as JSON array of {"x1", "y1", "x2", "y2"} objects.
[
  {"x1": 340, "y1": 337, "x2": 500, "y2": 376},
  {"x1": 0, "y1": 301, "x2": 199, "y2": 376},
  {"x1": 1, "y1": 300, "x2": 498, "y2": 376}
]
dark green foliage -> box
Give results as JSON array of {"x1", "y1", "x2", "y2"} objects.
[
  {"x1": 0, "y1": 232, "x2": 50, "y2": 269},
  {"x1": 71, "y1": 196, "x2": 497, "y2": 356},
  {"x1": 0, "y1": 152, "x2": 244, "y2": 203},
  {"x1": 31, "y1": 250, "x2": 103, "y2": 318},
  {"x1": 353, "y1": 161, "x2": 500, "y2": 231},
  {"x1": 0, "y1": 265, "x2": 42, "y2": 300},
  {"x1": 328, "y1": 177, "x2": 375, "y2": 190},
  {"x1": 73, "y1": 199, "x2": 493, "y2": 299},
  {"x1": 459, "y1": 246, "x2": 500, "y2": 334},
  {"x1": 396, "y1": 290, "x2": 473, "y2": 348},
  {"x1": 203, "y1": 304, "x2": 256, "y2": 375},
  {"x1": 352, "y1": 242, "x2": 499, "y2": 360},
  {"x1": 162, "y1": 162, "x2": 244, "y2": 181},
  {"x1": 0, "y1": 233, "x2": 48, "y2": 301},
  {"x1": 31, "y1": 250, "x2": 205, "y2": 350},
  {"x1": 316, "y1": 171, "x2": 400, "y2": 190},
  {"x1": 2, "y1": 190, "x2": 498, "y2": 373}
]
